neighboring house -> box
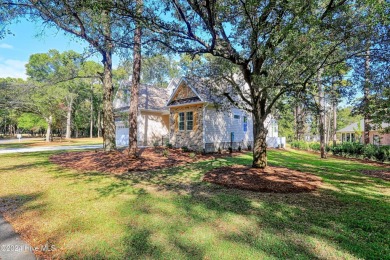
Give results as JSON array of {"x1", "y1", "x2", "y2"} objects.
[
  {"x1": 114, "y1": 78, "x2": 280, "y2": 151},
  {"x1": 337, "y1": 119, "x2": 390, "y2": 145}
]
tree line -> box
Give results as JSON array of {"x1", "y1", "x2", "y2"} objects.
[{"x1": 1, "y1": 0, "x2": 388, "y2": 168}]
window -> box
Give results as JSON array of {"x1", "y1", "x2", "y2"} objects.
[
  {"x1": 186, "y1": 112, "x2": 193, "y2": 130},
  {"x1": 179, "y1": 112, "x2": 185, "y2": 131},
  {"x1": 373, "y1": 135, "x2": 380, "y2": 145},
  {"x1": 234, "y1": 115, "x2": 240, "y2": 120},
  {"x1": 243, "y1": 116, "x2": 248, "y2": 132}
]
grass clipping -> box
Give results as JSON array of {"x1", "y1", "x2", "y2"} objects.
[{"x1": 203, "y1": 165, "x2": 322, "y2": 193}]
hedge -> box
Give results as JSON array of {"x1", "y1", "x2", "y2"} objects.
[{"x1": 290, "y1": 141, "x2": 390, "y2": 162}]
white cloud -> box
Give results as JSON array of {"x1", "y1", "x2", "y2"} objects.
[
  {"x1": 0, "y1": 59, "x2": 27, "y2": 79},
  {"x1": 0, "y1": 43, "x2": 13, "y2": 49}
]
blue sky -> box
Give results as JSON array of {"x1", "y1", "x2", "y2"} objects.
[{"x1": 0, "y1": 19, "x2": 119, "y2": 79}]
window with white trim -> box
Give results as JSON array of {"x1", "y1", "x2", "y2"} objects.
[
  {"x1": 179, "y1": 112, "x2": 185, "y2": 131},
  {"x1": 186, "y1": 112, "x2": 193, "y2": 130},
  {"x1": 243, "y1": 116, "x2": 248, "y2": 132}
]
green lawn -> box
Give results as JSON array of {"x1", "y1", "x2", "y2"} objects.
[
  {"x1": 0, "y1": 149, "x2": 388, "y2": 259},
  {"x1": 0, "y1": 137, "x2": 103, "y2": 150}
]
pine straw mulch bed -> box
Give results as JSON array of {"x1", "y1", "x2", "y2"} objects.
[
  {"x1": 203, "y1": 165, "x2": 323, "y2": 193},
  {"x1": 49, "y1": 147, "x2": 242, "y2": 174},
  {"x1": 360, "y1": 169, "x2": 390, "y2": 181}
]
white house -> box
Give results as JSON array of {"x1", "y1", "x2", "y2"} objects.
[{"x1": 114, "y1": 78, "x2": 281, "y2": 151}]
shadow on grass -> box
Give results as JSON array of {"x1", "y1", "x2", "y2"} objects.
[
  {"x1": 24, "y1": 150, "x2": 389, "y2": 259},
  {"x1": 0, "y1": 192, "x2": 45, "y2": 217}
]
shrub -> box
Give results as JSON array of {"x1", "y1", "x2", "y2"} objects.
[
  {"x1": 162, "y1": 149, "x2": 169, "y2": 157},
  {"x1": 153, "y1": 141, "x2": 159, "y2": 148},
  {"x1": 363, "y1": 144, "x2": 376, "y2": 160},
  {"x1": 165, "y1": 143, "x2": 173, "y2": 149},
  {"x1": 189, "y1": 152, "x2": 196, "y2": 159},
  {"x1": 331, "y1": 143, "x2": 390, "y2": 162},
  {"x1": 228, "y1": 147, "x2": 233, "y2": 153},
  {"x1": 290, "y1": 141, "x2": 309, "y2": 150},
  {"x1": 238, "y1": 145, "x2": 242, "y2": 152},
  {"x1": 309, "y1": 142, "x2": 320, "y2": 151},
  {"x1": 181, "y1": 146, "x2": 190, "y2": 152},
  {"x1": 247, "y1": 144, "x2": 252, "y2": 151},
  {"x1": 217, "y1": 147, "x2": 222, "y2": 154}
]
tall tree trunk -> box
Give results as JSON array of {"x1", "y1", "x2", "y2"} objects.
[
  {"x1": 97, "y1": 110, "x2": 101, "y2": 138},
  {"x1": 45, "y1": 115, "x2": 52, "y2": 142},
  {"x1": 252, "y1": 114, "x2": 268, "y2": 168},
  {"x1": 294, "y1": 105, "x2": 299, "y2": 140},
  {"x1": 333, "y1": 98, "x2": 337, "y2": 146},
  {"x1": 90, "y1": 86, "x2": 94, "y2": 138},
  {"x1": 101, "y1": 9, "x2": 116, "y2": 151},
  {"x1": 363, "y1": 45, "x2": 370, "y2": 145},
  {"x1": 318, "y1": 68, "x2": 326, "y2": 158},
  {"x1": 65, "y1": 97, "x2": 73, "y2": 139},
  {"x1": 128, "y1": 0, "x2": 143, "y2": 157}
]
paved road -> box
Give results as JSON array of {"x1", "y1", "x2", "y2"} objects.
[
  {"x1": 0, "y1": 144, "x2": 103, "y2": 154},
  {"x1": 0, "y1": 138, "x2": 42, "y2": 144},
  {"x1": 0, "y1": 216, "x2": 36, "y2": 260}
]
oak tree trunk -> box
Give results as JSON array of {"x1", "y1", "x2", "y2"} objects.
[
  {"x1": 252, "y1": 110, "x2": 268, "y2": 168},
  {"x1": 101, "y1": 9, "x2": 116, "y2": 151},
  {"x1": 128, "y1": 0, "x2": 143, "y2": 157},
  {"x1": 333, "y1": 99, "x2": 337, "y2": 146}
]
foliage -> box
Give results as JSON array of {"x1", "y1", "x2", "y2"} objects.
[
  {"x1": 188, "y1": 152, "x2": 196, "y2": 159},
  {"x1": 290, "y1": 141, "x2": 332, "y2": 153},
  {"x1": 17, "y1": 113, "x2": 46, "y2": 132},
  {"x1": 181, "y1": 146, "x2": 190, "y2": 152},
  {"x1": 162, "y1": 149, "x2": 169, "y2": 157},
  {"x1": 165, "y1": 142, "x2": 173, "y2": 149},
  {"x1": 337, "y1": 107, "x2": 363, "y2": 130},
  {"x1": 330, "y1": 143, "x2": 390, "y2": 162}
]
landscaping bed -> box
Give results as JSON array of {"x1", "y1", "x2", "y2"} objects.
[
  {"x1": 50, "y1": 147, "x2": 240, "y2": 174},
  {"x1": 360, "y1": 169, "x2": 390, "y2": 181},
  {"x1": 203, "y1": 165, "x2": 322, "y2": 193}
]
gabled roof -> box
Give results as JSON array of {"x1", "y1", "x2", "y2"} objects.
[
  {"x1": 113, "y1": 82, "x2": 170, "y2": 112},
  {"x1": 166, "y1": 77, "x2": 220, "y2": 106},
  {"x1": 337, "y1": 119, "x2": 390, "y2": 133}
]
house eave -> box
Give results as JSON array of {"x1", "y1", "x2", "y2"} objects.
[{"x1": 167, "y1": 101, "x2": 207, "y2": 108}]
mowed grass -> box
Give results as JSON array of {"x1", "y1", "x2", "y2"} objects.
[
  {"x1": 0, "y1": 149, "x2": 389, "y2": 259},
  {"x1": 0, "y1": 137, "x2": 103, "y2": 150}
]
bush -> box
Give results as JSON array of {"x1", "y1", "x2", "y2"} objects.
[
  {"x1": 290, "y1": 141, "x2": 309, "y2": 150},
  {"x1": 189, "y1": 152, "x2": 196, "y2": 159},
  {"x1": 247, "y1": 144, "x2": 252, "y2": 151},
  {"x1": 330, "y1": 143, "x2": 390, "y2": 162},
  {"x1": 153, "y1": 141, "x2": 159, "y2": 148},
  {"x1": 181, "y1": 146, "x2": 190, "y2": 152},
  {"x1": 165, "y1": 143, "x2": 173, "y2": 149},
  {"x1": 363, "y1": 144, "x2": 376, "y2": 160},
  {"x1": 238, "y1": 145, "x2": 242, "y2": 152},
  {"x1": 162, "y1": 149, "x2": 169, "y2": 157}
]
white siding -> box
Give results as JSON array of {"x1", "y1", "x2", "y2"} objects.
[
  {"x1": 203, "y1": 106, "x2": 280, "y2": 149},
  {"x1": 203, "y1": 107, "x2": 253, "y2": 148},
  {"x1": 115, "y1": 112, "x2": 169, "y2": 147}
]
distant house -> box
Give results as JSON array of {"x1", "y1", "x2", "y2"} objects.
[
  {"x1": 114, "y1": 78, "x2": 280, "y2": 151},
  {"x1": 337, "y1": 119, "x2": 390, "y2": 145}
]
